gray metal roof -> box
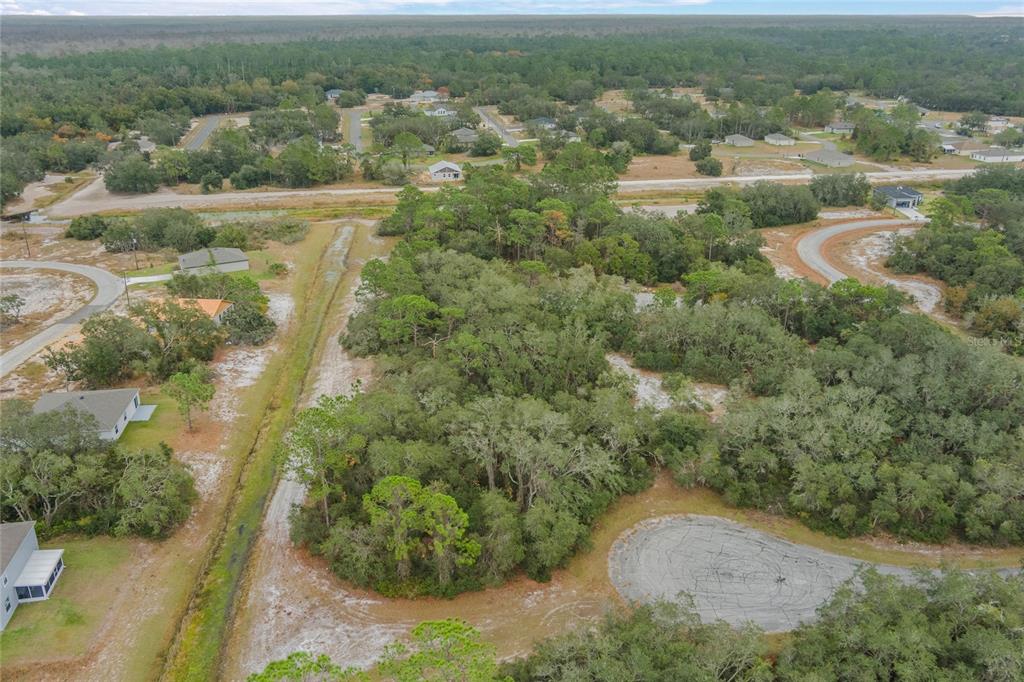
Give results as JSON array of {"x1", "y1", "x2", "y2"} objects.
[
  {"x1": 725, "y1": 134, "x2": 754, "y2": 144},
  {"x1": 1, "y1": 521, "x2": 35, "y2": 573},
  {"x1": 178, "y1": 247, "x2": 248, "y2": 270},
  {"x1": 33, "y1": 388, "x2": 139, "y2": 431},
  {"x1": 803, "y1": 149, "x2": 854, "y2": 165},
  {"x1": 429, "y1": 160, "x2": 462, "y2": 173},
  {"x1": 874, "y1": 185, "x2": 923, "y2": 200}
]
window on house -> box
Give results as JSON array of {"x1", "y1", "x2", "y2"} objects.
[
  {"x1": 29, "y1": 585, "x2": 43, "y2": 599},
  {"x1": 15, "y1": 586, "x2": 30, "y2": 600},
  {"x1": 4, "y1": 596, "x2": 10, "y2": 612}
]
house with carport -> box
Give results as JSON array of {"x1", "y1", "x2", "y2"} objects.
[{"x1": 1, "y1": 521, "x2": 64, "y2": 631}]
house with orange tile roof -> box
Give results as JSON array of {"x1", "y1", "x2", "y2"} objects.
[{"x1": 175, "y1": 298, "x2": 234, "y2": 324}]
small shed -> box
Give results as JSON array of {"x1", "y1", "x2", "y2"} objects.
[
  {"x1": 33, "y1": 388, "x2": 148, "y2": 441},
  {"x1": 764, "y1": 133, "x2": 795, "y2": 146},
  {"x1": 724, "y1": 134, "x2": 754, "y2": 147},
  {"x1": 178, "y1": 247, "x2": 250, "y2": 274},
  {"x1": 429, "y1": 161, "x2": 462, "y2": 181}
]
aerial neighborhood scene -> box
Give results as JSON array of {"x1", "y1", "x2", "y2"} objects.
[{"x1": 1, "y1": 5, "x2": 1024, "y2": 682}]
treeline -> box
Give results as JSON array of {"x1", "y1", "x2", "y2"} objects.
[
  {"x1": 0, "y1": 404, "x2": 194, "y2": 538},
  {"x1": 888, "y1": 166, "x2": 1024, "y2": 353},
  {"x1": 249, "y1": 568, "x2": 1024, "y2": 681}
]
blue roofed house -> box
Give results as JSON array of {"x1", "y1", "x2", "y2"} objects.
[
  {"x1": 1, "y1": 521, "x2": 64, "y2": 631},
  {"x1": 873, "y1": 185, "x2": 924, "y2": 209}
]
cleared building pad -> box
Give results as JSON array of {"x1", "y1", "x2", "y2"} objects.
[{"x1": 608, "y1": 515, "x2": 912, "y2": 631}]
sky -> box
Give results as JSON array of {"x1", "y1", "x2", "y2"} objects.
[{"x1": 1, "y1": 0, "x2": 1021, "y2": 16}]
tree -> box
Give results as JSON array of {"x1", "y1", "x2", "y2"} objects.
[
  {"x1": 0, "y1": 293, "x2": 25, "y2": 325},
  {"x1": 695, "y1": 156, "x2": 723, "y2": 177},
  {"x1": 392, "y1": 132, "x2": 425, "y2": 169},
  {"x1": 114, "y1": 444, "x2": 196, "y2": 537},
  {"x1": 363, "y1": 476, "x2": 425, "y2": 582},
  {"x1": 164, "y1": 368, "x2": 215, "y2": 431},
  {"x1": 200, "y1": 170, "x2": 223, "y2": 194},
  {"x1": 105, "y1": 154, "x2": 160, "y2": 193},
  {"x1": 419, "y1": 492, "x2": 480, "y2": 587},
  {"x1": 65, "y1": 214, "x2": 110, "y2": 240},
  {"x1": 689, "y1": 139, "x2": 712, "y2": 161},
  {"x1": 377, "y1": 294, "x2": 438, "y2": 346},
  {"x1": 247, "y1": 652, "x2": 364, "y2": 682},
  {"x1": 502, "y1": 145, "x2": 536, "y2": 172},
  {"x1": 133, "y1": 300, "x2": 224, "y2": 378},
  {"x1": 809, "y1": 173, "x2": 870, "y2": 206},
  {"x1": 220, "y1": 302, "x2": 277, "y2": 345},
  {"x1": 62, "y1": 313, "x2": 155, "y2": 387},
  {"x1": 285, "y1": 395, "x2": 367, "y2": 526},
  {"x1": 470, "y1": 131, "x2": 502, "y2": 157},
  {"x1": 380, "y1": 619, "x2": 506, "y2": 682}
]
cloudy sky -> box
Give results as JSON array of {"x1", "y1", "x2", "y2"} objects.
[{"x1": 1, "y1": 0, "x2": 1021, "y2": 16}]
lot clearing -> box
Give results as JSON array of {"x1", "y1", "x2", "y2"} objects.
[{"x1": 0, "y1": 270, "x2": 94, "y2": 353}]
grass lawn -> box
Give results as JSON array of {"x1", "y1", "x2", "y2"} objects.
[
  {"x1": 0, "y1": 537, "x2": 135, "y2": 664},
  {"x1": 126, "y1": 261, "x2": 177, "y2": 278},
  {"x1": 118, "y1": 391, "x2": 183, "y2": 450}
]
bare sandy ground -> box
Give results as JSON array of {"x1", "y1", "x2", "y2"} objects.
[
  {"x1": 0, "y1": 270, "x2": 94, "y2": 353},
  {"x1": 609, "y1": 515, "x2": 916, "y2": 631}
]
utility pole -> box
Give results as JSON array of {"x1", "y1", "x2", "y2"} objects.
[
  {"x1": 20, "y1": 221, "x2": 32, "y2": 258},
  {"x1": 132, "y1": 237, "x2": 140, "y2": 271},
  {"x1": 123, "y1": 272, "x2": 131, "y2": 307}
]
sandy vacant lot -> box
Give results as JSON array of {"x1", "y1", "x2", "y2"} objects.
[{"x1": 0, "y1": 270, "x2": 95, "y2": 353}]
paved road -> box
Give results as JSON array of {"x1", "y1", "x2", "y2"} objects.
[
  {"x1": 343, "y1": 108, "x2": 365, "y2": 152},
  {"x1": 795, "y1": 218, "x2": 910, "y2": 283},
  {"x1": 473, "y1": 106, "x2": 519, "y2": 147},
  {"x1": 0, "y1": 260, "x2": 124, "y2": 377},
  {"x1": 181, "y1": 115, "x2": 228, "y2": 151},
  {"x1": 44, "y1": 167, "x2": 976, "y2": 219}
]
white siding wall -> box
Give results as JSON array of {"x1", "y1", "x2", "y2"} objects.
[{"x1": 0, "y1": 527, "x2": 39, "y2": 630}]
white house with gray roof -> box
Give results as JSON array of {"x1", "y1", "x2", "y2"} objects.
[
  {"x1": 451, "y1": 127, "x2": 479, "y2": 145},
  {"x1": 970, "y1": 148, "x2": 1024, "y2": 163},
  {"x1": 1, "y1": 521, "x2": 64, "y2": 631},
  {"x1": 178, "y1": 247, "x2": 249, "y2": 275},
  {"x1": 764, "y1": 133, "x2": 795, "y2": 146},
  {"x1": 429, "y1": 161, "x2": 463, "y2": 181},
  {"x1": 33, "y1": 388, "x2": 151, "y2": 441},
  {"x1": 724, "y1": 134, "x2": 754, "y2": 147}
]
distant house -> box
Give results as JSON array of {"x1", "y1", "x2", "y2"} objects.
[
  {"x1": 527, "y1": 117, "x2": 557, "y2": 131},
  {"x1": 429, "y1": 161, "x2": 462, "y2": 181},
  {"x1": 802, "y1": 149, "x2": 855, "y2": 168},
  {"x1": 325, "y1": 89, "x2": 343, "y2": 102},
  {"x1": 986, "y1": 116, "x2": 1010, "y2": 134},
  {"x1": 724, "y1": 134, "x2": 754, "y2": 147},
  {"x1": 944, "y1": 138, "x2": 987, "y2": 156},
  {"x1": 451, "y1": 127, "x2": 479, "y2": 145},
  {"x1": 764, "y1": 133, "x2": 795, "y2": 146},
  {"x1": 1, "y1": 522, "x2": 64, "y2": 631},
  {"x1": 825, "y1": 121, "x2": 855, "y2": 134},
  {"x1": 408, "y1": 90, "x2": 441, "y2": 104},
  {"x1": 176, "y1": 298, "x2": 234, "y2": 324},
  {"x1": 874, "y1": 185, "x2": 923, "y2": 209},
  {"x1": 178, "y1": 247, "x2": 250, "y2": 274},
  {"x1": 971, "y1": 148, "x2": 1024, "y2": 163},
  {"x1": 424, "y1": 103, "x2": 456, "y2": 118},
  {"x1": 33, "y1": 388, "x2": 150, "y2": 441}
]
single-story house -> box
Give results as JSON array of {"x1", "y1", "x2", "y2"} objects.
[
  {"x1": 429, "y1": 161, "x2": 462, "y2": 181},
  {"x1": 325, "y1": 89, "x2": 343, "y2": 102},
  {"x1": 408, "y1": 90, "x2": 441, "y2": 104},
  {"x1": 825, "y1": 121, "x2": 855, "y2": 134},
  {"x1": 986, "y1": 116, "x2": 1010, "y2": 134},
  {"x1": 944, "y1": 139, "x2": 987, "y2": 156},
  {"x1": 33, "y1": 388, "x2": 150, "y2": 441},
  {"x1": 764, "y1": 133, "x2": 795, "y2": 146},
  {"x1": 527, "y1": 117, "x2": 557, "y2": 131},
  {"x1": 176, "y1": 298, "x2": 234, "y2": 324},
  {"x1": 802, "y1": 149, "x2": 855, "y2": 168},
  {"x1": 178, "y1": 247, "x2": 250, "y2": 274},
  {"x1": 1, "y1": 522, "x2": 64, "y2": 631},
  {"x1": 425, "y1": 103, "x2": 456, "y2": 118},
  {"x1": 971, "y1": 148, "x2": 1024, "y2": 163},
  {"x1": 451, "y1": 127, "x2": 479, "y2": 145},
  {"x1": 874, "y1": 185, "x2": 924, "y2": 209},
  {"x1": 724, "y1": 134, "x2": 754, "y2": 147}
]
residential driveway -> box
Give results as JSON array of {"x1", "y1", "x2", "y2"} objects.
[
  {"x1": 795, "y1": 218, "x2": 910, "y2": 283},
  {"x1": 0, "y1": 260, "x2": 124, "y2": 376},
  {"x1": 181, "y1": 114, "x2": 228, "y2": 151}
]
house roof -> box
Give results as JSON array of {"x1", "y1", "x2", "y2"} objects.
[
  {"x1": 803, "y1": 149, "x2": 854, "y2": 165},
  {"x1": 33, "y1": 388, "x2": 140, "y2": 432},
  {"x1": 429, "y1": 161, "x2": 462, "y2": 173},
  {"x1": 175, "y1": 298, "x2": 233, "y2": 318},
  {"x1": 1, "y1": 521, "x2": 35, "y2": 573},
  {"x1": 178, "y1": 247, "x2": 248, "y2": 270},
  {"x1": 452, "y1": 127, "x2": 478, "y2": 140},
  {"x1": 874, "y1": 185, "x2": 923, "y2": 200},
  {"x1": 972, "y1": 148, "x2": 1024, "y2": 158},
  {"x1": 14, "y1": 549, "x2": 63, "y2": 588},
  {"x1": 724, "y1": 134, "x2": 754, "y2": 144}
]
